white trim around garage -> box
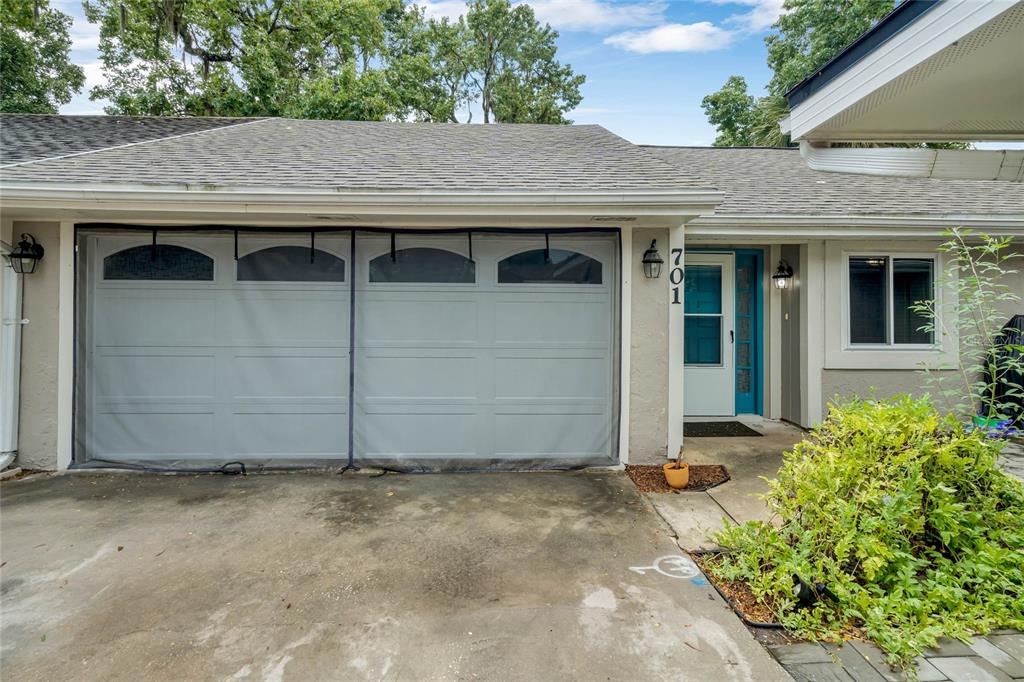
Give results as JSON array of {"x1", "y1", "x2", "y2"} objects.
[
  {"x1": 618, "y1": 226, "x2": 632, "y2": 464},
  {"x1": 56, "y1": 220, "x2": 74, "y2": 470}
]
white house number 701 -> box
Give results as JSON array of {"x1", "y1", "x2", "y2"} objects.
[{"x1": 670, "y1": 248, "x2": 683, "y2": 304}]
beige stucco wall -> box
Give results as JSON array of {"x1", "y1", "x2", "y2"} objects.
[
  {"x1": 7, "y1": 221, "x2": 61, "y2": 469},
  {"x1": 628, "y1": 227, "x2": 670, "y2": 464}
]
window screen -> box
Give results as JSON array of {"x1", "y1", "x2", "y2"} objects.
[
  {"x1": 369, "y1": 248, "x2": 475, "y2": 283},
  {"x1": 104, "y1": 244, "x2": 214, "y2": 281},
  {"x1": 498, "y1": 249, "x2": 602, "y2": 284},
  {"x1": 893, "y1": 259, "x2": 933, "y2": 344},
  {"x1": 237, "y1": 246, "x2": 345, "y2": 282}
]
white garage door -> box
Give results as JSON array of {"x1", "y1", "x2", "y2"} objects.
[{"x1": 75, "y1": 229, "x2": 618, "y2": 469}]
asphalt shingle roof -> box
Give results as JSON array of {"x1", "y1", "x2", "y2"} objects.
[
  {"x1": 645, "y1": 146, "x2": 1024, "y2": 216},
  {"x1": 0, "y1": 114, "x2": 258, "y2": 166},
  {"x1": 0, "y1": 117, "x2": 706, "y2": 192}
]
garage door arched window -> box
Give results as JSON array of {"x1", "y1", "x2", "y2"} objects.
[
  {"x1": 498, "y1": 249, "x2": 602, "y2": 284},
  {"x1": 103, "y1": 244, "x2": 214, "y2": 281},
  {"x1": 369, "y1": 247, "x2": 475, "y2": 283},
  {"x1": 237, "y1": 246, "x2": 346, "y2": 282}
]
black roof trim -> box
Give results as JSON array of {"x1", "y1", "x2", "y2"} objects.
[{"x1": 785, "y1": 0, "x2": 941, "y2": 108}]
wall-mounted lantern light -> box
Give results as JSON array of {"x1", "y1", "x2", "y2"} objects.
[
  {"x1": 772, "y1": 259, "x2": 794, "y2": 289},
  {"x1": 642, "y1": 239, "x2": 664, "y2": 279},
  {"x1": 6, "y1": 234, "x2": 44, "y2": 274}
]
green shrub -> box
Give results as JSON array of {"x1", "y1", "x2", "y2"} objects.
[{"x1": 707, "y1": 395, "x2": 1024, "y2": 668}]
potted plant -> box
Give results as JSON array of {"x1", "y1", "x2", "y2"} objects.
[{"x1": 663, "y1": 452, "x2": 689, "y2": 489}]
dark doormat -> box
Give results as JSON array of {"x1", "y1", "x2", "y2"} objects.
[{"x1": 684, "y1": 421, "x2": 762, "y2": 437}]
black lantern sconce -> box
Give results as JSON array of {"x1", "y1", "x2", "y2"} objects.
[
  {"x1": 642, "y1": 239, "x2": 664, "y2": 279},
  {"x1": 6, "y1": 234, "x2": 45, "y2": 274},
  {"x1": 772, "y1": 259, "x2": 794, "y2": 290}
]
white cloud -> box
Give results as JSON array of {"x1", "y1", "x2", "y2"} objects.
[
  {"x1": 81, "y1": 61, "x2": 107, "y2": 90},
  {"x1": 69, "y1": 13, "x2": 101, "y2": 51},
  {"x1": 603, "y1": 21, "x2": 733, "y2": 53},
  {"x1": 415, "y1": 0, "x2": 467, "y2": 21},
  {"x1": 707, "y1": 0, "x2": 785, "y2": 32},
  {"x1": 414, "y1": 0, "x2": 666, "y2": 31}
]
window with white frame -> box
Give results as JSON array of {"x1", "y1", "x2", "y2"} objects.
[{"x1": 847, "y1": 255, "x2": 935, "y2": 346}]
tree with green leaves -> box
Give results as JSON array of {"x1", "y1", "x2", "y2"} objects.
[
  {"x1": 703, "y1": 0, "x2": 894, "y2": 147},
  {"x1": 1, "y1": 0, "x2": 86, "y2": 113},
  {"x1": 83, "y1": 0, "x2": 419, "y2": 118},
  {"x1": 83, "y1": 0, "x2": 583, "y2": 123},
  {"x1": 700, "y1": 75, "x2": 755, "y2": 147},
  {"x1": 452, "y1": 0, "x2": 584, "y2": 123}
]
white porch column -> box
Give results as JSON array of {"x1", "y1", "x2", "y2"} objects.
[
  {"x1": 767, "y1": 244, "x2": 783, "y2": 420},
  {"x1": 800, "y1": 240, "x2": 825, "y2": 426},
  {"x1": 666, "y1": 222, "x2": 685, "y2": 460}
]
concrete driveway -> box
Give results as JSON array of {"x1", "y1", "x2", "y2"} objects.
[{"x1": 1, "y1": 471, "x2": 788, "y2": 681}]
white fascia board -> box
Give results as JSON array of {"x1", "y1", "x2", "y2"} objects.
[
  {"x1": 686, "y1": 214, "x2": 1024, "y2": 238},
  {"x1": 0, "y1": 182, "x2": 722, "y2": 218},
  {"x1": 787, "y1": 0, "x2": 1016, "y2": 142}
]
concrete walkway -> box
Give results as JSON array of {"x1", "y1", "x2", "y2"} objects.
[
  {"x1": 1, "y1": 471, "x2": 789, "y2": 682},
  {"x1": 650, "y1": 419, "x2": 804, "y2": 552}
]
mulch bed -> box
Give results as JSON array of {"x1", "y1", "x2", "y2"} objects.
[
  {"x1": 625, "y1": 464, "x2": 730, "y2": 493},
  {"x1": 692, "y1": 553, "x2": 779, "y2": 626}
]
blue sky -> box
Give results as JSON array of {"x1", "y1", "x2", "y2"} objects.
[{"x1": 56, "y1": 0, "x2": 782, "y2": 146}]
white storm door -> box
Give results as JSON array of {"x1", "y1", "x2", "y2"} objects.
[{"x1": 683, "y1": 253, "x2": 735, "y2": 417}]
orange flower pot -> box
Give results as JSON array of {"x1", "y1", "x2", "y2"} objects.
[{"x1": 663, "y1": 462, "x2": 689, "y2": 489}]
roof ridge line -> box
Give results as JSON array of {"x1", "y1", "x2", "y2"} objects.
[{"x1": 0, "y1": 117, "x2": 270, "y2": 170}]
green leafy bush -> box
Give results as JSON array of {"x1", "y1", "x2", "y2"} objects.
[{"x1": 707, "y1": 395, "x2": 1024, "y2": 667}]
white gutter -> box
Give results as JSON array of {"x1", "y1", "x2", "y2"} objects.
[
  {"x1": 0, "y1": 182, "x2": 723, "y2": 217},
  {"x1": 800, "y1": 142, "x2": 1024, "y2": 182},
  {"x1": 686, "y1": 213, "x2": 1024, "y2": 238}
]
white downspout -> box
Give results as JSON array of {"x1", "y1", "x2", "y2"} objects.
[{"x1": 0, "y1": 241, "x2": 23, "y2": 470}]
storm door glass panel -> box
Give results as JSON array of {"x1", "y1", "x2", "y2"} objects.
[
  {"x1": 684, "y1": 265, "x2": 723, "y2": 366},
  {"x1": 684, "y1": 265, "x2": 722, "y2": 314},
  {"x1": 369, "y1": 247, "x2": 475, "y2": 283},
  {"x1": 849, "y1": 257, "x2": 888, "y2": 344},
  {"x1": 685, "y1": 317, "x2": 722, "y2": 365},
  {"x1": 893, "y1": 258, "x2": 934, "y2": 344}
]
